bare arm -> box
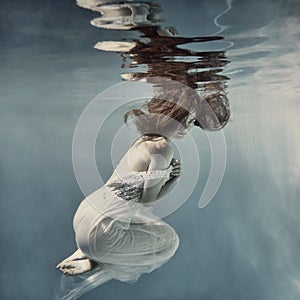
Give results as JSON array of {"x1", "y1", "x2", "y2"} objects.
[
  {"x1": 157, "y1": 159, "x2": 181, "y2": 199},
  {"x1": 140, "y1": 140, "x2": 173, "y2": 205}
]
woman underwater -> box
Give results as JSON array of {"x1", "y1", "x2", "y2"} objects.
[{"x1": 55, "y1": 86, "x2": 230, "y2": 299}]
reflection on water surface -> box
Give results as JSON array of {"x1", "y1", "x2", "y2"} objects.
[{"x1": 77, "y1": 0, "x2": 231, "y2": 132}]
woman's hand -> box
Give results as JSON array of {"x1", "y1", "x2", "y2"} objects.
[
  {"x1": 156, "y1": 158, "x2": 181, "y2": 200},
  {"x1": 170, "y1": 158, "x2": 181, "y2": 177}
]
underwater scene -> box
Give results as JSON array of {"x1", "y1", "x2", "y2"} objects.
[{"x1": 1, "y1": 0, "x2": 300, "y2": 299}]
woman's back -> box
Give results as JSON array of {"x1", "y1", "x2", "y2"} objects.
[{"x1": 108, "y1": 135, "x2": 174, "y2": 181}]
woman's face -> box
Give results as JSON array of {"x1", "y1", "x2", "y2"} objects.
[{"x1": 171, "y1": 113, "x2": 196, "y2": 139}]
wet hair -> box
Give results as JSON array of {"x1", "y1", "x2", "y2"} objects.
[
  {"x1": 124, "y1": 86, "x2": 230, "y2": 139},
  {"x1": 195, "y1": 92, "x2": 230, "y2": 131}
]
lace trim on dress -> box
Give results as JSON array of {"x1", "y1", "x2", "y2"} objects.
[
  {"x1": 105, "y1": 166, "x2": 172, "y2": 203},
  {"x1": 112, "y1": 165, "x2": 172, "y2": 181}
]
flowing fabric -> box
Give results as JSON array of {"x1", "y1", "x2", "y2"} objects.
[{"x1": 54, "y1": 167, "x2": 180, "y2": 299}]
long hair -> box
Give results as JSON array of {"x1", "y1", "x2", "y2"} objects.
[{"x1": 124, "y1": 85, "x2": 230, "y2": 139}]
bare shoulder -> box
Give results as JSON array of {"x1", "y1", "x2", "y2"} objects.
[{"x1": 144, "y1": 137, "x2": 173, "y2": 158}]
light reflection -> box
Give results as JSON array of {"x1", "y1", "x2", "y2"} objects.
[{"x1": 77, "y1": 0, "x2": 231, "y2": 130}]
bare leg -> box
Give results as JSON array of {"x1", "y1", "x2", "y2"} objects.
[{"x1": 56, "y1": 249, "x2": 103, "y2": 276}]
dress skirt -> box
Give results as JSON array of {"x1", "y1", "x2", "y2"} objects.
[{"x1": 54, "y1": 185, "x2": 180, "y2": 300}]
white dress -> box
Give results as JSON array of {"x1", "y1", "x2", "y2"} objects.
[{"x1": 54, "y1": 167, "x2": 180, "y2": 300}]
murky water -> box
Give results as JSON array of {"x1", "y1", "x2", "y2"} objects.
[{"x1": 1, "y1": 0, "x2": 300, "y2": 299}]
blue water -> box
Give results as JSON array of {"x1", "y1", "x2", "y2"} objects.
[{"x1": 1, "y1": 0, "x2": 300, "y2": 299}]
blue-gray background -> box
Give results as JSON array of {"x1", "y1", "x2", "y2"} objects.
[{"x1": 1, "y1": 0, "x2": 300, "y2": 299}]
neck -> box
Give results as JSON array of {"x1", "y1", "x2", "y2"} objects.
[{"x1": 142, "y1": 133, "x2": 169, "y2": 140}]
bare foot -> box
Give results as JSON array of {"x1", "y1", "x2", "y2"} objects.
[
  {"x1": 56, "y1": 249, "x2": 90, "y2": 270},
  {"x1": 57, "y1": 259, "x2": 103, "y2": 276},
  {"x1": 56, "y1": 249, "x2": 104, "y2": 276},
  {"x1": 56, "y1": 249, "x2": 87, "y2": 269}
]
